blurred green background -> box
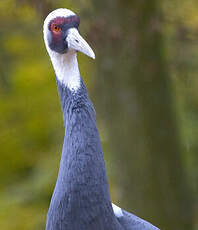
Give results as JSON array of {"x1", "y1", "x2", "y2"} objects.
[{"x1": 0, "y1": 0, "x2": 198, "y2": 229}]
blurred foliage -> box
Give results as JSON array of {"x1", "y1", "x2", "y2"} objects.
[
  {"x1": 0, "y1": 0, "x2": 197, "y2": 229},
  {"x1": 89, "y1": 0, "x2": 195, "y2": 229},
  {"x1": 163, "y1": 0, "x2": 198, "y2": 193}
]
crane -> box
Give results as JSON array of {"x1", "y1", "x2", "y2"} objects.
[{"x1": 43, "y1": 8, "x2": 160, "y2": 230}]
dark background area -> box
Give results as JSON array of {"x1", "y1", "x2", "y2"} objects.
[{"x1": 0, "y1": 0, "x2": 197, "y2": 229}]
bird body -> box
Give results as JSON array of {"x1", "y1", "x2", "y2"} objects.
[{"x1": 43, "y1": 8, "x2": 160, "y2": 230}]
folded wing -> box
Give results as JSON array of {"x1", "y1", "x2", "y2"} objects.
[{"x1": 112, "y1": 203, "x2": 160, "y2": 230}]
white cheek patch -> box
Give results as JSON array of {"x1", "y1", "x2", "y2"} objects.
[
  {"x1": 112, "y1": 203, "x2": 123, "y2": 218},
  {"x1": 49, "y1": 50, "x2": 81, "y2": 91}
]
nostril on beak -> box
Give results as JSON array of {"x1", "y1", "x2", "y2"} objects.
[{"x1": 75, "y1": 39, "x2": 79, "y2": 43}]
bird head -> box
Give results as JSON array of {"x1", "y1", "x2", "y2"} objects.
[{"x1": 43, "y1": 8, "x2": 95, "y2": 59}]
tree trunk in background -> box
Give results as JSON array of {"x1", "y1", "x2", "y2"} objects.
[{"x1": 89, "y1": 0, "x2": 193, "y2": 229}]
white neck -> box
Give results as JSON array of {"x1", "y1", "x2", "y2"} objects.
[{"x1": 48, "y1": 50, "x2": 81, "y2": 91}]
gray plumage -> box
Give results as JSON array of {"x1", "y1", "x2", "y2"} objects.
[
  {"x1": 46, "y1": 78, "x2": 159, "y2": 230},
  {"x1": 46, "y1": 79, "x2": 122, "y2": 230}
]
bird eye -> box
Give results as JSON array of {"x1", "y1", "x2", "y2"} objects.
[{"x1": 52, "y1": 25, "x2": 61, "y2": 33}]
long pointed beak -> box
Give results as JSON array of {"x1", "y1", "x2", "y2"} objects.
[{"x1": 66, "y1": 28, "x2": 95, "y2": 59}]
